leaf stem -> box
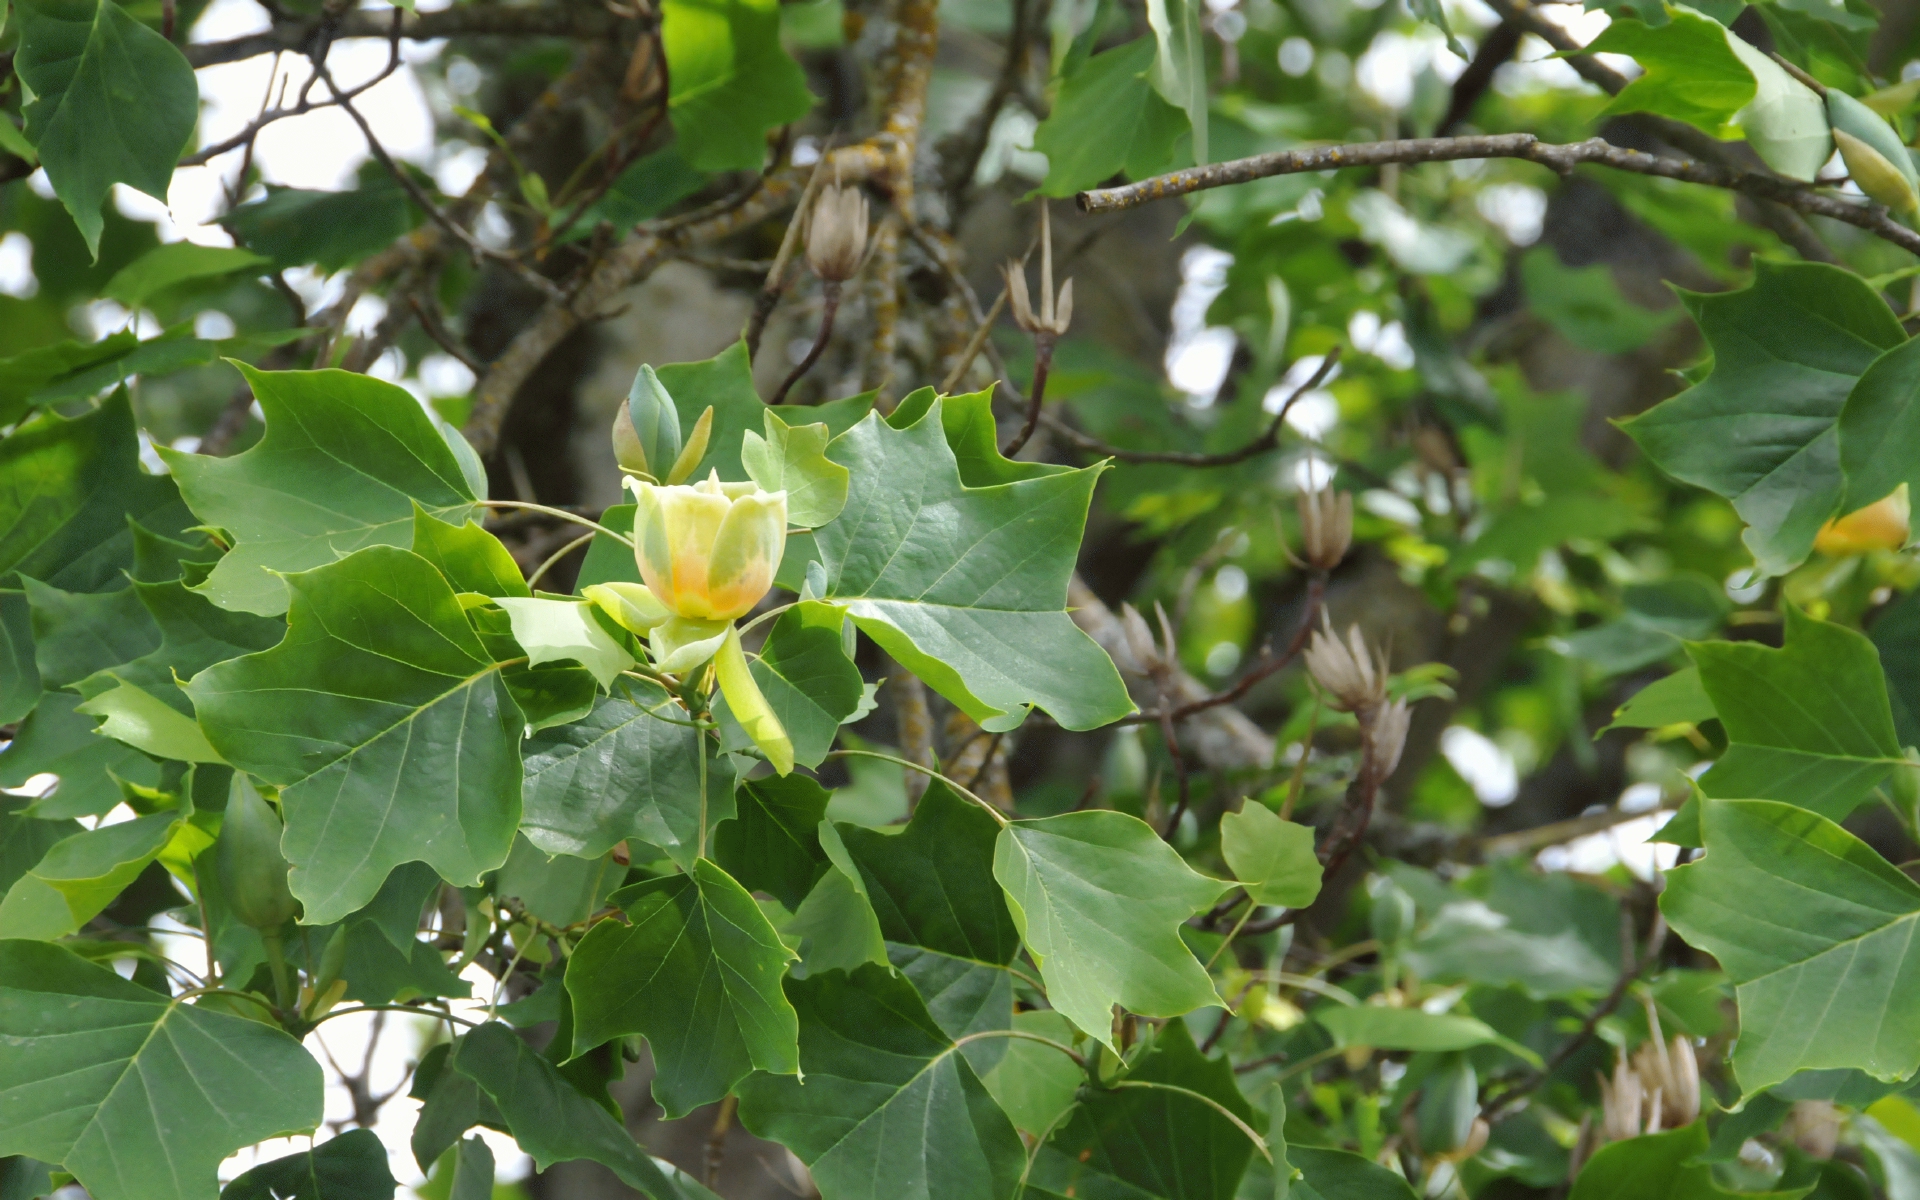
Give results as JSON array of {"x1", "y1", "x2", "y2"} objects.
[
  {"x1": 952, "y1": 1028, "x2": 1087, "y2": 1069},
  {"x1": 824, "y1": 748, "x2": 1010, "y2": 826},
  {"x1": 1104, "y1": 1080, "x2": 1272, "y2": 1163},
  {"x1": 478, "y1": 500, "x2": 637, "y2": 550},
  {"x1": 526, "y1": 530, "x2": 595, "y2": 589}
]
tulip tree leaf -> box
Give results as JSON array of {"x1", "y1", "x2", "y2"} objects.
[
  {"x1": 980, "y1": 1010, "x2": 1082, "y2": 1136},
  {"x1": 661, "y1": 0, "x2": 814, "y2": 172},
  {"x1": 992, "y1": 810, "x2": 1228, "y2": 1048},
  {"x1": 818, "y1": 400, "x2": 1133, "y2": 732},
  {"x1": 443, "y1": 1022, "x2": 712, "y2": 1200},
  {"x1": 1602, "y1": 666, "x2": 1716, "y2": 733},
  {"x1": 412, "y1": 507, "x2": 529, "y2": 599},
  {"x1": 0, "y1": 940, "x2": 324, "y2": 1200},
  {"x1": 520, "y1": 676, "x2": 733, "y2": 868},
  {"x1": 712, "y1": 774, "x2": 831, "y2": 911},
  {"x1": 10, "y1": 0, "x2": 200, "y2": 257},
  {"x1": 0, "y1": 390, "x2": 191, "y2": 594},
  {"x1": 22, "y1": 577, "x2": 158, "y2": 690},
  {"x1": 0, "y1": 590, "x2": 38, "y2": 723},
  {"x1": 839, "y1": 780, "x2": 1020, "y2": 965},
  {"x1": 1587, "y1": 10, "x2": 1756, "y2": 133},
  {"x1": 161, "y1": 366, "x2": 480, "y2": 616},
  {"x1": 736, "y1": 964, "x2": 1027, "y2": 1200},
  {"x1": 0, "y1": 796, "x2": 78, "y2": 897},
  {"x1": 743, "y1": 411, "x2": 849, "y2": 528},
  {"x1": 1661, "y1": 798, "x2": 1920, "y2": 1095},
  {"x1": 1034, "y1": 37, "x2": 1188, "y2": 197},
  {"x1": 74, "y1": 678, "x2": 223, "y2": 763},
  {"x1": 1566, "y1": 1121, "x2": 1795, "y2": 1200},
  {"x1": 495, "y1": 597, "x2": 636, "y2": 689},
  {"x1": 0, "y1": 690, "x2": 161, "y2": 818},
  {"x1": 0, "y1": 812, "x2": 181, "y2": 939},
  {"x1": 187, "y1": 546, "x2": 523, "y2": 924},
  {"x1": 1219, "y1": 804, "x2": 1323, "y2": 909},
  {"x1": 72, "y1": 579, "x2": 284, "y2": 719},
  {"x1": 1314, "y1": 1006, "x2": 1528, "y2": 1059},
  {"x1": 1691, "y1": 605, "x2": 1905, "y2": 822},
  {"x1": 887, "y1": 944, "x2": 1014, "y2": 1075},
  {"x1": 1621, "y1": 262, "x2": 1906, "y2": 576},
  {"x1": 102, "y1": 244, "x2": 270, "y2": 313},
  {"x1": 219, "y1": 1128, "x2": 396, "y2": 1200},
  {"x1": 716, "y1": 601, "x2": 863, "y2": 769},
  {"x1": 1288, "y1": 1147, "x2": 1420, "y2": 1200},
  {"x1": 1029, "y1": 1021, "x2": 1253, "y2": 1200},
  {"x1": 565, "y1": 859, "x2": 800, "y2": 1118}
]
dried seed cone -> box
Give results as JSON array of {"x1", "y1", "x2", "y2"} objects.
[{"x1": 807, "y1": 185, "x2": 870, "y2": 283}]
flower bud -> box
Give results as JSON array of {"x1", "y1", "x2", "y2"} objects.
[
  {"x1": 614, "y1": 365, "x2": 684, "y2": 481},
  {"x1": 218, "y1": 773, "x2": 298, "y2": 932},
  {"x1": 650, "y1": 616, "x2": 731, "y2": 674},
  {"x1": 1304, "y1": 616, "x2": 1387, "y2": 715},
  {"x1": 1297, "y1": 488, "x2": 1352, "y2": 571},
  {"x1": 1815, "y1": 485, "x2": 1910, "y2": 556},
  {"x1": 628, "y1": 470, "x2": 788, "y2": 622},
  {"x1": 806, "y1": 185, "x2": 870, "y2": 284},
  {"x1": 1367, "y1": 698, "x2": 1410, "y2": 780},
  {"x1": 1829, "y1": 89, "x2": 1920, "y2": 215}
]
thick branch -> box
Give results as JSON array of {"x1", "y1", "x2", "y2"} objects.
[
  {"x1": 185, "y1": 5, "x2": 626, "y2": 69},
  {"x1": 1077, "y1": 134, "x2": 1920, "y2": 257}
]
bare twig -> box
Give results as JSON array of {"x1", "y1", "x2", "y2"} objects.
[
  {"x1": 744, "y1": 148, "x2": 834, "y2": 360},
  {"x1": 771, "y1": 283, "x2": 844, "y2": 404},
  {"x1": 183, "y1": 22, "x2": 406, "y2": 167},
  {"x1": 407, "y1": 294, "x2": 487, "y2": 377},
  {"x1": 185, "y1": 4, "x2": 629, "y2": 69}
]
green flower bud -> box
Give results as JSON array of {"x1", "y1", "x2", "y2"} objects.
[
  {"x1": 1830, "y1": 89, "x2": 1920, "y2": 215},
  {"x1": 614, "y1": 365, "x2": 683, "y2": 480},
  {"x1": 218, "y1": 773, "x2": 298, "y2": 932}
]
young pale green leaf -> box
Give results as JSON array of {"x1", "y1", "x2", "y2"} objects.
[
  {"x1": 565, "y1": 859, "x2": 799, "y2": 1117},
  {"x1": 1033, "y1": 38, "x2": 1189, "y2": 197},
  {"x1": 495, "y1": 597, "x2": 636, "y2": 689},
  {"x1": 736, "y1": 964, "x2": 1027, "y2": 1200},
  {"x1": 1690, "y1": 605, "x2": 1904, "y2": 822},
  {"x1": 1662, "y1": 798, "x2": 1920, "y2": 1094},
  {"x1": 1314, "y1": 1006, "x2": 1532, "y2": 1060},
  {"x1": 712, "y1": 773, "x2": 831, "y2": 911},
  {"x1": 219, "y1": 1128, "x2": 395, "y2": 1200},
  {"x1": 1725, "y1": 33, "x2": 1833, "y2": 182},
  {"x1": 1030, "y1": 1021, "x2": 1253, "y2": 1200},
  {"x1": 444, "y1": 1023, "x2": 714, "y2": 1200},
  {"x1": 101, "y1": 243, "x2": 270, "y2": 312},
  {"x1": 838, "y1": 779, "x2": 1020, "y2": 965},
  {"x1": 660, "y1": 0, "x2": 814, "y2": 172},
  {"x1": 981, "y1": 1009, "x2": 1082, "y2": 1135},
  {"x1": 0, "y1": 390, "x2": 191, "y2": 593},
  {"x1": 715, "y1": 601, "x2": 862, "y2": 770},
  {"x1": 520, "y1": 677, "x2": 731, "y2": 868},
  {"x1": 74, "y1": 677, "x2": 223, "y2": 762},
  {"x1": 0, "y1": 690, "x2": 161, "y2": 818},
  {"x1": 785, "y1": 861, "x2": 889, "y2": 973},
  {"x1": 742, "y1": 410, "x2": 849, "y2": 528},
  {"x1": 0, "y1": 812, "x2": 180, "y2": 939},
  {"x1": 1143, "y1": 0, "x2": 1207, "y2": 163},
  {"x1": 161, "y1": 366, "x2": 480, "y2": 616},
  {"x1": 818, "y1": 400, "x2": 1132, "y2": 732},
  {"x1": 0, "y1": 940, "x2": 324, "y2": 1200},
  {"x1": 993, "y1": 810, "x2": 1228, "y2": 1048},
  {"x1": 1568, "y1": 1121, "x2": 1803, "y2": 1199},
  {"x1": 1601, "y1": 666, "x2": 1716, "y2": 733},
  {"x1": 1587, "y1": 9, "x2": 1756, "y2": 132},
  {"x1": 411, "y1": 507, "x2": 528, "y2": 598},
  {"x1": 10, "y1": 0, "x2": 199, "y2": 256},
  {"x1": 187, "y1": 546, "x2": 523, "y2": 924},
  {"x1": 1219, "y1": 804, "x2": 1323, "y2": 909},
  {"x1": 1621, "y1": 261, "x2": 1905, "y2": 575}
]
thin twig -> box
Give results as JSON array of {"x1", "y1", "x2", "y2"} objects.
[
  {"x1": 770, "y1": 283, "x2": 843, "y2": 404},
  {"x1": 407, "y1": 294, "x2": 486, "y2": 377},
  {"x1": 745, "y1": 148, "x2": 834, "y2": 360},
  {"x1": 1001, "y1": 333, "x2": 1054, "y2": 457}
]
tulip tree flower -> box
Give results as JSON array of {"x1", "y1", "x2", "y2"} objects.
[{"x1": 586, "y1": 469, "x2": 796, "y2": 774}]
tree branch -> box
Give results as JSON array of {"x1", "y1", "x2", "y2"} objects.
[
  {"x1": 1077, "y1": 134, "x2": 1920, "y2": 256},
  {"x1": 184, "y1": 3, "x2": 627, "y2": 69}
]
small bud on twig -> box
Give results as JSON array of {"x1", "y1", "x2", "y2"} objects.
[
  {"x1": 1005, "y1": 202, "x2": 1073, "y2": 338},
  {"x1": 806, "y1": 185, "x2": 870, "y2": 284},
  {"x1": 1296, "y1": 487, "x2": 1352, "y2": 571},
  {"x1": 1304, "y1": 615, "x2": 1388, "y2": 715}
]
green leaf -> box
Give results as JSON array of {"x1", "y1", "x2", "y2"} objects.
[
  {"x1": 818, "y1": 401, "x2": 1132, "y2": 732},
  {"x1": 0, "y1": 939, "x2": 324, "y2": 1200},
  {"x1": 1144, "y1": 0, "x2": 1207, "y2": 164},
  {"x1": 10, "y1": 0, "x2": 198, "y2": 256},
  {"x1": 1520, "y1": 246, "x2": 1680, "y2": 354},
  {"x1": 219, "y1": 1129, "x2": 396, "y2": 1200},
  {"x1": 661, "y1": 0, "x2": 814, "y2": 172},
  {"x1": 1725, "y1": 33, "x2": 1834, "y2": 182},
  {"x1": 224, "y1": 176, "x2": 423, "y2": 273},
  {"x1": 22, "y1": 576, "x2": 157, "y2": 690},
  {"x1": 0, "y1": 797, "x2": 78, "y2": 897},
  {"x1": 575, "y1": 502, "x2": 642, "y2": 592},
  {"x1": 652, "y1": 342, "x2": 769, "y2": 482},
  {"x1": 1030, "y1": 1021, "x2": 1253, "y2": 1200},
  {"x1": 411, "y1": 507, "x2": 529, "y2": 599},
  {"x1": 495, "y1": 597, "x2": 636, "y2": 689},
  {"x1": 714, "y1": 601, "x2": 862, "y2": 769},
  {"x1": 161, "y1": 365, "x2": 481, "y2": 616},
  {"x1": 981, "y1": 1009, "x2": 1082, "y2": 1135},
  {"x1": 1690, "y1": 605, "x2": 1904, "y2": 822},
  {"x1": 520, "y1": 677, "x2": 730, "y2": 868},
  {"x1": 1621, "y1": 261, "x2": 1905, "y2": 576},
  {"x1": 102, "y1": 243, "x2": 270, "y2": 312},
  {"x1": 785, "y1": 861, "x2": 888, "y2": 973},
  {"x1": 888, "y1": 943, "x2": 1013, "y2": 1074},
  {"x1": 0, "y1": 116, "x2": 37, "y2": 165},
  {"x1": 1033, "y1": 38, "x2": 1189, "y2": 197},
  {"x1": 1568, "y1": 1121, "x2": 1809, "y2": 1199},
  {"x1": 73, "y1": 577, "x2": 284, "y2": 719},
  {"x1": 336, "y1": 912, "x2": 472, "y2": 1006},
  {"x1": 1871, "y1": 590, "x2": 1920, "y2": 746},
  {"x1": 1287, "y1": 1146, "x2": 1419, "y2": 1200},
  {"x1": 0, "y1": 812, "x2": 180, "y2": 939},
  {"x1": 0, "y1": 690, "x2": 161, "y2": 818},
  {"x1": 1313, "y1": 1006, "x2": 1534, "y2": 1061},
  {"x1": 74, "y1": 678, "x2": 223, "y2": 762},
  {"x1": 736, "y1": 964, "x2": 1027, "y2": 1200},
  {"x1": 461, "y1": 601, "x2": 597, "y2": 733},
  {"x1": 993, "y1": 810, "x2": 1227, "y2": 1048},
  {"x1": 0, "y1": 591, "x2": 38, "y2": 724},
  {"x1": 0, "y1": 390, "x2": 191, "y2": 593},
  {"x1": 1587, "y1": 9, "x2": 1756, "y2": 133},
  {"x1": 1219, "y1": 804, "x2": 1323, "y2": 909},
  {"x1": 444, "y1": 1022, "x2": 710, "y2": 1200},
  {"x1": 839, "y1": 779, "x2": 1020, "y2": 964},
  {"x1": 1602, "y1": 666, "x2": 1717, "y2": 732},
  {"x1": 1661, "y1": 798, "x2": 1920, "y2": 1094},
  {"x1": 565, "y1": 859, "x2": 800, "y2": 1117},
  {"x1": 188, "y1": 546, "x2": 523, "y2": 924},
  {"x1": 743, "y1": 409, "x2": 849, "y2": 528},
  {"x1": 712, "y1": 773, "x2": 831, "y2": 911}
]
